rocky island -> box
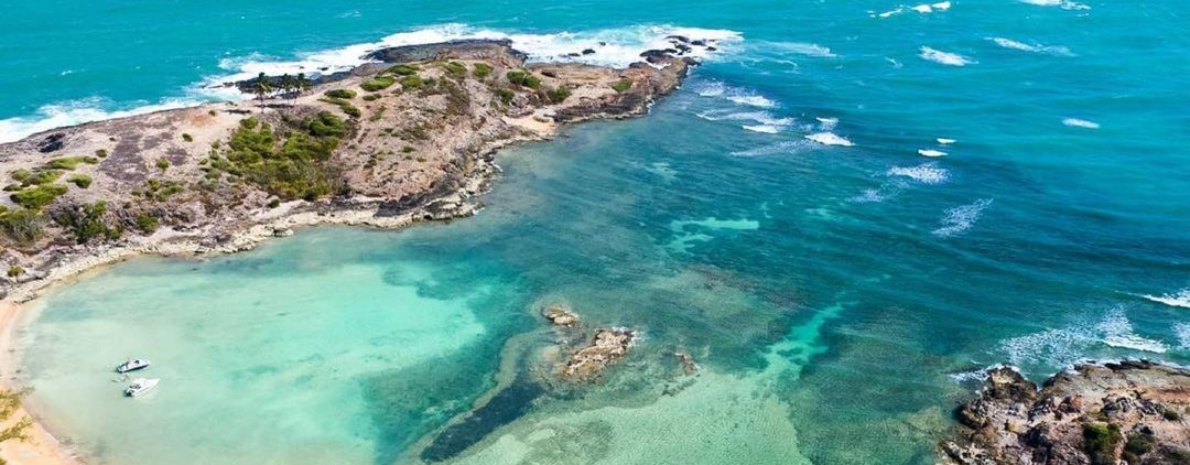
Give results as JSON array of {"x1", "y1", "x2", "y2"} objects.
[
  {"x1": 941, "y1": 361, "x2": 1190, "y2": 465},
  {"x1": 0, "y1": 38, "x2": 707, "y2": 303}
]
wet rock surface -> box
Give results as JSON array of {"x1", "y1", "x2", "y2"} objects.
[
  {"x1": 940, "y1": 360, "x2": 1190, "y2": 465},
  {"x1": 561, "y1": 328, "x2": 636, "y2": 382}
]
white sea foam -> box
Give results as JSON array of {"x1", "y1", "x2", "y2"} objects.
[
  {"x1": 816, "y1": 117, "x2": 839, "y2": 131},
  {"x1": 919, "y1": 47, "x2": 975, "y2": 66},
  {"x1": 1062, "y1": 118, "x2": 1100, "y2": 129},
  {"x1": 1001, "y1": 308, "x2": 1170, "y2": 367},
  {"x1": 877, "y1": 1, "x2": 950, "y2": 18},
  {"x1": 918, "y1": 149, "x2": 947, "y2": 157},
  {"x1": 696, "y1": 110, "x2": 794, "y2": 133},
  {"x1": 743, "y1": 125, "x2": 781, "y2": 134},
  {"x1": 730, "y1": 140, "x2": 813, "y2": 157},
  {"x1": 770, "y1": 42, "x2": 837, "y2": 58},
  {"x1": 1140, "y1": 289, "x2": 1190, "y2": 309},
  {"x1": 887, "y1": 163, "x2": 949, "y2": 184},
  {"x1": 937, "y1": 138, "x2": 956, "y2": 145},
  {"x1": 1019, "y1": 0, "x2": 1091, "y2": 11},
  {"x1": 933, "y1": 198, "x2": 992, "y2": 237},
  {"x1": 1176, "y1": 323, "x2": 1190, "y2": 349},
  {"x1": 948, "y1": 363, "x2": 1016, "y2": 384},
  {"x1": 0, "y1": 97, "x2": 208, "y2": 144},
  {"x1": 848, "y1": 186, "x2": 903, "y2": 203},
  {"x1": 804, "y1": 132, "x2": 854, "y2": 147},
  {"x1": 988, "y1": 37, "x2": 1074, "y2": 56},
  {"x1": 691, "y1": 81, "x2": 778, "y2": 108},
  {"x1": 1, "y1": 23, "x2": 741, "y2": 143}
]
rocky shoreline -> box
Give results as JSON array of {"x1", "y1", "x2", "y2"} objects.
[
  {"x1": 0, "y1": 38, "x2": 710, "y2": 304},
  {"x1": 941, "y1": 360, "x2": 1190, "y2": 465}
]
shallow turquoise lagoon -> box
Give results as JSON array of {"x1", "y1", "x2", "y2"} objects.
[{"x1": 5, "y1": 0, "x2": 1190, "y2": 464}]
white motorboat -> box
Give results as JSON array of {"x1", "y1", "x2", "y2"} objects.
[
  {"x1": 124, "y1": 378, "x2": 160, "y2": 397},
  {"x1": 116, "y1": 358, "x2": 151, "y2": 373}
]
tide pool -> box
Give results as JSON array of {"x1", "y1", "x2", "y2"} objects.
[{"x1": 6, "y1": 0, "x2": 1190, "y2": 464}]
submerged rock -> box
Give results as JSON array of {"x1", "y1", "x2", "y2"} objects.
[
  {"x1": 542, "y1": 303, "x2": 579, "y2": 327},
  {"x1": 561, "y1": 328, "x2": 635, "y2": 382},
  {"x1": 939, "y1": 361, "x2": 1190, "y2": 465}
]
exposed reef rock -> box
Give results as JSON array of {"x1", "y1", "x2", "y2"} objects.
[
  {"x1": 561, "y1": 328, "x2": 636, "y2": 382},
  {"x1": 940, "y1": 361, "x2": 1190, "y2": 465},
  {"x1": 542, "y1": 303, "x2": 579, "y2": 327}
]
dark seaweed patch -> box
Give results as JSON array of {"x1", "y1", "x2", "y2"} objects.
[{"x1": 420, "y1": 378, "x2": 545, "y2": 462}]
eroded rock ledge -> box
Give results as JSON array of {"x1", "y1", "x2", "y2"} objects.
[
  {"x1": 0, "y1": 38, "x2": 709, "y2": 302},
  {"x1": 940, "y1": 361, "x2": 1190, "y2": 465}
]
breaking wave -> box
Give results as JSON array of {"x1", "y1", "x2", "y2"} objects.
[
  {"x1": 988, "y1": 37, "x2": 1074, "y2": 56},
  {"x1": 919, "y1": 47, "x2": 975, "y2": 66},
  {"x1": 1062, "y1": 118, "x2": 1100, "y2": 129},
  {"x1": 887, "y1": 163, "x2": 949, "y2": 184},
  {"x1": 1140, "y1": 289, "x2": 1190, "y2": 309},
  {"x1": 730, "y1": 140, "x2": 813, "y2": 157},
  {"x1": 1019, "y1": 0, "x2": 1091, "y2": 11},
  {"x1": 691, "y1": 81, "x2": 778, "y2": 109},
  {"x1": 933, "y1": 199, "x2": 992, "y2": 237},
  {"x1": 1000, "y1": 308, "x2": 1169, "y2": 368},
  {"x1": 0, "y1": 23, "x2": 741, "y2": 143},
  {"x1": 804, "y1": 132, "x2": 854, "y2": 147}
]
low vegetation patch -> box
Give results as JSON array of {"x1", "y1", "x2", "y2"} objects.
[
  {"x1": 1083, "y1": 422, "x2": 1123, "y2": 465},
  {"x1": 545, "y1": 86, "x2": 571, "y2": 104},
  {"x1": 442, "y1": 61, "x2": 467, "y2": 78},
  {"x1": 506, "y1": 70, "x2": 541, "y2": 89},
  {"x1": 44, "y1": 156, "x2": 99, "y2": 171},
  {"x1": 319, "y1": 97, "x2": 362, "y2": 118},
  {"x1": 67, "y1": 174, "x2": 92, "y2": 188},
  {"x1": 324, "y1": 89, "x2": 357, "y2": 99},
  {"x1": 210, "y1": 114, "x2": 347, "y2": 200},
  {"x1": 472, "y1": 62, "x2": 492, "y2": 79},
  {"x1": 361, "y1": 76, "x2": 397, "y2": 92},
  {"x1": 611, "y1": 79, "x2": 634, "y2": 93},
  {"x1": 388, "y1": 64, "x2": 419, "y2": 76},
  {"x1": 0, "y1": 209, "x2": 43, "y2": 246},
  {"x1": 11, "y1": 184, "x2": 68, "y2": 210},
  {"x1": 51, "y1": 201, "x2": 119, "y2": 243},
  {"x1": 399, "y1": 75, "x2": 424, "y2": 89}
]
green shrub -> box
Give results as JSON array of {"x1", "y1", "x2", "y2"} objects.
[
  {"x1": 3, "y1": 184, "x2": 22, "y2": 192},
  {"x1": 611, "y1": 79, "x2": 634, "y2": 92},
  {"x1": 546, "y1": 86, "x2": 571, "y2": 104},
  {"x1": 399, "y1": 75, "x2": 424, "y2": 89},
  {"x1": 303, "y1": 111, "x2": 348, "y2": 138},
  {"x1": 361, "y1": 76, "x2": 397, "y2": 92},
  {"x1": 1083, "y1": 423, "x2": 1122, "y2": 465},
  {"x1": 6, "y1": 266, "x2": 23, "y2": 277},
  {"x1": 67, "y1": 174, "x2": 92, "y2": 189},
  {"x1": 362, "y1": 94, "x2": 381, "y2": 101},
  {"x1": 10, "y1": 170, "x2": 30, "y2": 182},
  {"x1": 142, "y1": 179, "x2": 184, "y2": 202},
  {"x1": 0, "y1": 209, "x2": 42, "y2": 245},
  {"x1": 156, "y1": 158, "x2": 170, "y2": 171},
  {"x1": 25, "y1": 170, "x2": 62, "y2": 186},
  {"x1": 442, "y1": 61, "x2": 467, "y2": 78},
  {"x1": 324, "y1": 89, "x2": 357, "y2": 99},
  {"x1": 44, "y1": 156, "x2": 98, "y2": 171},
  {"x1": 388, "y1": 64, "x2": 419, "y2": 76},
  {"x1": 95, "y1": 149, "x2": 108, "y2": 158},
  {"x1": 11, "y1": 184, "x2": 67, "y2": 210},
  {"x1": 267, "y1": 198, "x2": 281, "y2": 208},
  {"x1": 1123, "y1": 433, "x2": 1154, "y2": 463},
  {"x1": 318, "y1": 97, "x2": 362, "y2": 118},
  {"x1": 506, "y1": 70, "x2": 541, "y2": 89},
  {"x1": 496, "y1": 88, "x2": 515, "y2": 105},
  {"x1": 1163, "y1": 409, "x2": 1181, "y2": 421},
  {"x1": 182, "y1": 133, "x2": 193, "y2": 142},
  {"x1": 472, "y1": 63, "x2": 493, "y2": 79},
  {"x1": 134, "y1": 212, "x2": 159, "y2": 233},
  {"x1": 402, "y1": 146, "x2": 415, "y2": 153},
  {"x1": 51, "y1": 201, "x2": 118, "y2": 244}
]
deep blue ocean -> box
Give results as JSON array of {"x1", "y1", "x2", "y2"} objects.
[{"x1": 5, "y1": 1, "x2": 1189, "y2": 464}]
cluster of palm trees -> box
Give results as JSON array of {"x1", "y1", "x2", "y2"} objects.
[{"x1": 251, "y1": 72, "x2": 313, "y2": 112}]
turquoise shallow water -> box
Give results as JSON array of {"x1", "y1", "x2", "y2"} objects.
[{"x1": 5, "y1": 0, "x2": 1190, "y2": 464}]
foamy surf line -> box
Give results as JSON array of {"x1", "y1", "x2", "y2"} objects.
[{"x1": 0, "y1": 23, "x2": 742, "y2": 143}]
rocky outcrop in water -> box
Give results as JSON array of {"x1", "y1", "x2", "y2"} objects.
[
  {"x1": 940, "y1": 360, "x2": 1190, "y2": 465},
  {"x1": 542, "y1": 303, "x2": 579, "y2": 327},
  {"x1": 561, "y1": 328, "x2": 635, "y2": 382}
]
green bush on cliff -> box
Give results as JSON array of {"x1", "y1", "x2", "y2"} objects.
[
  {"x1": 215, "y1": 114, "x2": 346, "y2": 201},
  {"x1": 506, "y1": 70, "x2": 541, "y2": 89},
  {"x1": 472, "y1": 63, "x2": 493, "y2": 79},
  {"x1": 303, "y1": 111, "x2": 348, "y2": 138},
  {"x1": 24, "y1": 170, "x2": 62, "y2": 186},
  {"x1": 134, "y1": 212, "x2": 159, "y2": 234},
  {"x1": 495, "y1": 88, "x2": 515, "y2": 105},
  {"x1": 387, "y1": 64, "x2": 419, "y2": 76},
  {"x1": 10, "y1": 169, "x2": 31, "y2": 182},
  {"x1": 51, "y1": 201, "x2": 119, "y2": 243},
  {"x1": 7, "y1": 266, "x2": 24, "y2": 277},
  {"x1": 399, "y1": 75, "x2": 424, "y2": 89},
  {"x1": 318, "y1": 97, "x2": 362, "y2": 118},
  {"x1": 442, "y1": 61, "x2": 467, "y2": 78},
  {"x1": 67, "y1": 174, "x2": 92, "y2": 189},
  {"x1": 0, "y1": 209, "x2": 43, "y2": 246},
  {"x1": 11, "y1": 184, "x2": 68, "y2": 210},
  {"x1": 545, "y1": 85, "x2": 571, "y2": 104},
  {"x1": 361, "y1": 76, "x2": 397, "y2": 92},
  {"x1": 324, "y1": 89, "x2": 357, "y2": 99},
  {"x1": 611, "y1": 79, "x2": 634, "y2": 93},
  {"x1": 44, "y1": 156, "x2": 98, "y2": 171},
  {"x1": 1083, "y1": 422, "x2": 1122, "y2": 465}
]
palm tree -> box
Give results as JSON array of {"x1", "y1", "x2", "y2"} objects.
[
  {"x1": 296, "y1": 73, "x2": 312, "y2": 95},
  {"x1": 252, "y1": 72, "x2": 272, "y2": 113},
  {"x1": 280, "y1": 74, "x2": 297, "y2": 101}
]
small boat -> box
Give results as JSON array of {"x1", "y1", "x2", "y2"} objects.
[
  {"x1": 124, "y1": 378, "x2": 160, "y2": 397},
  {"x1": 116, "y1": 358, "x2": 151, "y2": 373}
]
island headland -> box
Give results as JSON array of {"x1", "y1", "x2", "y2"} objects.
[{"x1": 0, "y1": 36, "x2": 713, "y2": 464}]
